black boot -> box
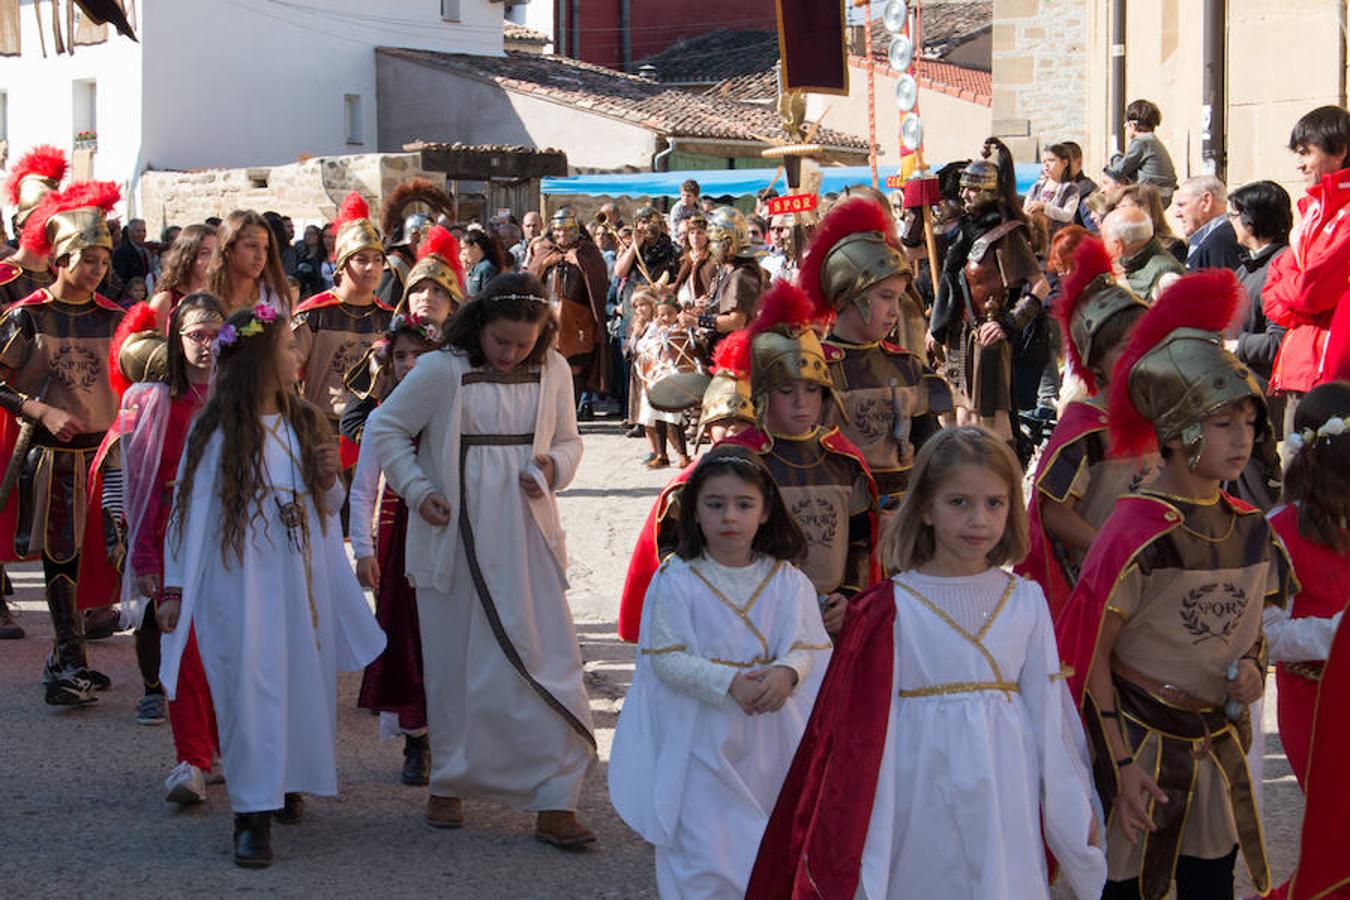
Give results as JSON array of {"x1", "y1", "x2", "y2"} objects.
[
  {"x1": 0, "y1": 596, "x2": 22, "y2": 640},
  {"x1": 233, "y1": 813, "x2": 273, "y2": 868},
  {"x1": 401, "y1": 734, "x2": 430, "y2": 786},
  {"x1": 274, "y1": 792, "x2": 304, "y2": 824},
  {"x1": 84, "y1": 605, "x2": 121, "y2": 640},
  {"x1": 44, "y1": 577, "x2": 97, "y2": 706}
]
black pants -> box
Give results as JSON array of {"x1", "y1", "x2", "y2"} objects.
[
  {"x1": 135, "y1": 598, "x2": 162, "y2": 695},
  {"x1": 1101, "y1": 845, "x2": 1237, "y2": 900}
]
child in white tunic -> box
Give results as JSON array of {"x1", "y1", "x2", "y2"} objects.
[
  {"x1": 610, "y1": 445, "x2": 832, "y2": 898},
  {"x1": 159, "y1": 302, "x2": 385, "y2": 868},
  {"x1": 747, "y1": 426, "x2": 1105, "y2": 899},
  {"x1": 366, "y1": 274, "x2": 598, "y2": 847}
]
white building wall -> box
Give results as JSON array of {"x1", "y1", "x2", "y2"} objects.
[
  {"x1": 507, "y1": 0, "x2": 555, "y2": 43},
  {"x1": 139, "y1": 0, "x2": 505, "y2": 174},
  {"x1": 0, "y1": 1, "x2": 143, "y2": 217}
]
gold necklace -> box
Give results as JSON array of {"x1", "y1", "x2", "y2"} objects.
[
  {"x1": 768, "y1": 435, "x2": 827, "y2": 469},
  {"x1": 1179, "y1": 511, "x2": 1237, "y2": 543}
]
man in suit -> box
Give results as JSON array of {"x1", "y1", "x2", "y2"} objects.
[{"x1": 1173, "y1": 176, "x2": 1243, "y2": 271}]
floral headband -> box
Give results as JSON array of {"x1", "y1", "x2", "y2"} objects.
[
  {"x1": 214, "y1": 301, "x2": 280, "y2": 353},
  {"x1": 1285, "y1": 415, "x2": 1347, "y2": 455},
  {"x1": 372, "y1": 313, "x2": 442, "y2": 359}
]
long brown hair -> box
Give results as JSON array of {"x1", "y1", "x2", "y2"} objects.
[
  {"x1": 1284, "y1": 380, "x2": 1350, "y2": 553},
  {"x1": 171, "y1": 308, "x2": 334, "y2": 566},
  {"x1": 156, "y1": 223, "x2": 216, "y2": 297},
  {"x1": 206, "y1": 210, "x2": 290, "y2": 312},
  {"x1": 880, "y1": 426, "x2": 1029, "y2": 572}
]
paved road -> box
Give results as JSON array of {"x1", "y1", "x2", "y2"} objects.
[{"x1": 0, "y1": 421, "x2": 1308, "y2": 897}]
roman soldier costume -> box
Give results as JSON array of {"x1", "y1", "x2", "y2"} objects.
[
  {"x1": 802, "y1": 197, "x2": 953, "y2": 507},
  {"x1": 292, "y1": 191, "x2": 393, "y2": 442},
  {"x1": 702, "y1": 206, "x2": 766, "y2": 345},
  {"x1": 375, "y1": 179, "x2": 454, "y2": 309},
  {"x1": 931, "y1": 140, "x2": 1044, "y2": 440},
  {"x1": 1, "y1": 146, "x2": 65, "y2": 308},
  {"x1": 529, "y1": 206, "x2": 611, "y2": 399},
  {"x1": 616, "y1": 334, "x2": 757, "y2": 643},
  {"x1": 1018, "y1": 238, "x2": 1155, "y2": 616},
  {"x1": 0, "y1": 180, "x2": 125, "y2": 703},
  {"x1": 1055, "y1": 270, "x2": 1293, "y2": 899}
]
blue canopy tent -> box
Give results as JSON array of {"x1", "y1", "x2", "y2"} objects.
[{"x1": 540, "y1": 164, "x2": 1042, "y2": 200}]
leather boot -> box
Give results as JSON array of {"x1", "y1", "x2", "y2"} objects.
[
  {"x1": 273, "y1": 792, "x2": 304, "y2": 824},
  {"x1": 535, "y1": 810, "x2": 596, "y2": 849},
  {"x1": 0, "y1": 596, "x2": 22, "y2": 640},
  {"x1": 401, "y1": 734, "x2": 430, "y2": 786},
  {"x1": 44, "y1": 578, "x2": 96, "y2": 706},
  {"x1": 233, "y1": 812, "x2": 273, "y2": 868}
]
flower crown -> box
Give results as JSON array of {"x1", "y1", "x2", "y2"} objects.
[
  {"x1": 214, "y1": 301, "x2": 280, "y2": 353},
  {"x1": 1285, "y1": 415, "x2": 1347, "y2": 455},
  {"x1": 372, "y1": 313, "x2": 442, "y2": 359}
]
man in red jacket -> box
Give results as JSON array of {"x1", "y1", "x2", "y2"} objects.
[{"x1": 1263, "y1": 105, "x2": 1350, "y2": 430}]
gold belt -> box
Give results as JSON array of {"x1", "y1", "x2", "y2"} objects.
[{"x1": 898, "y1": 680, "x2": 1019, "y2": 700}]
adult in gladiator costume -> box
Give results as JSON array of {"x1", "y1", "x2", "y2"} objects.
[
  {"x1": 0, "y1": 146, "x2": 68, "y2": 638},
  {"x1": 696, "y1": 206, "x2": 766, "y2": 347},
  {"x1": 529, "y1": 206, "x2": 610, "y2": 401},
  {"x1": 0, "y1": 181, "x2": 125, "y2": 704},
  {"x1": 930, "y1": 138, "x2": 1048, "y2": 443},
  {"x1": 1055, "y1": 270, "x2": 1292, "y2": 899},
  {"x1": 2, "y1": 146, "x2": 66, "y2": 308},
  {"x1": 802, "y1": 197, "x2": 953, "y2": 508},
  {"x1": 375, "y1": 179, "x2": 454, "y2": 310}
]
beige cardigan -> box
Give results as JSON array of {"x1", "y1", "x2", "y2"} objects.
[{"x1": 365, "y1": 347, "x2": 583, "y2": 595}]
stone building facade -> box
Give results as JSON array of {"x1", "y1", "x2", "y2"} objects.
[
  {"x1": 991, "y1": 0, "x2": 1089, "y2": 163},
  {"x1": 138, "y1": 154, "x2": 442, "y2": 236}
]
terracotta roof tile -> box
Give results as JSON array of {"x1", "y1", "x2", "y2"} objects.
[
  {"x1": 633, "y1": 29, "x2": 781, "y2": 85},
  {"x1": 378, "y1": 47, "x2": 868, "y2": 151},
  {"x1": 503, "y1": 22, "x2": 550, "y2": 46},
  {"x1": 848, "y1": 55, "x2": 991, "y2": 107},
  {"x1": 868, "y1": 0, "x2": 991, "y2": 65},
  {"x1": 710, "y1": 69, "x2": 779, "y2": 104}
]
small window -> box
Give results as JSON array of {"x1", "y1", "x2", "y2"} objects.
[
  {"x1": 73, "y1": 79, "x2": 97, "y2": 135},
  {"x1": 344, "y1": 94, "x2": 363, "y2": 145},
  {"x1": 440, "y1": 0, "x2": 460, "y2": 22}
]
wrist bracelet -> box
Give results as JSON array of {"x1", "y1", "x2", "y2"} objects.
[{"x1": 1114, "y1": 755, "x2": 1134, "y2": 769}]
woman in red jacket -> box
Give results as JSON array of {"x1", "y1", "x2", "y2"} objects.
[{"x1": 1263, "y1": 106, "x2": 1350, "y2": 430}]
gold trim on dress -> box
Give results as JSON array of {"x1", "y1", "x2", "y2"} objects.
[
  {"x1": 640, "y1": 644, "x2": 687, "y2": 656},
  {"x1": 1050, "y1": 664, "x2": 1075, "y2": 683},
  {"x1": 688, "y1": 559, "x2": 783, "y2": 659},
  {"x1": 790, "y1": 641, "x2": 833, "y2": 651},
  {"x1": 709, "y1": 654, "x2": 774, "y2": 669},
  {"x1": 898, "y1": 680, "x2": 1020, "y2": 700}
]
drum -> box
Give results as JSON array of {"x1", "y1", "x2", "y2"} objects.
[{"x1": 637, "y1": 327, "x2": 708, "y2": 411}]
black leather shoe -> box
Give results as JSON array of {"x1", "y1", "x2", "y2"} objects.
[
  {"x1": 233, "y1": 813, "x2": 273, "y2": 868},
  {"x1": 401, "y1": 734, "x2": 430, "y2": 786},
  {"x1": 274, "y1": 792, "x2": 304, "y2": 824}
]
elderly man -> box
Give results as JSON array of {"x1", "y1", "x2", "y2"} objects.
[
  {"x1": 516, "y1": 210, "x2": 545, "y2": 270},
  {"x1": 112, "y1": 217, "x2": 151, "y2": 284},
  {"x1": 1101, "y1": 206, "x2": 1184, "y2": 301},
  {"x1": 1173, "y1": 176, "x2": 1243, "y2": 271}
]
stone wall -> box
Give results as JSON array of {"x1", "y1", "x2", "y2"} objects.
[
  {"x1": 991, "y1": 0, "x2": 1089, "y2": 163},
  {"x1": 138, "y1": 153, "x2": 445, "y2": 235}
]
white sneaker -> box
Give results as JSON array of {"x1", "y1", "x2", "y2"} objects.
[{"x1": 164, "y1": 761, "x2": 207, "y2": 805}]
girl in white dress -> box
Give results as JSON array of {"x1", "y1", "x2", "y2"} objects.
[
  {"x1": 158, "y1": 301, "x2": 386, "y2": 868},
  {"x1": 748, "y1": 426, "x2": 1105, "y2": 899},
  {"x1": 366, "y1": 273, "x2": 597, "y2": 847},
  {"x1": 610, "y1": 444, "x2": 832, "y2": 898}
]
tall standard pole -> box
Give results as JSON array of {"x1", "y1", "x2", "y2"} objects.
[{"x1": 1110, "y1": 0, "x2": 1127, "y2": 156}]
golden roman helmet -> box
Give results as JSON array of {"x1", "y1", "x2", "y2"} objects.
[
  {"x1": 49, "y1": 207, "x2": 114, "y2": 263},
  {"x1": 1067, "y1": 274, "x2": 1147, "y2": 374},
  {"x1": 333, "y1": 191, "x2": 384, "y2": 271},
  {"x1": 15, "y1": 172, "x2": 62, "y2": 229},
  {"x1": 118, "y1": 331, "x2": 169, "y2": 384},
  {"x1": 551, "y1": 206, "x2": 580, "y2": 244},
  {"x1": 6, "y1": 146, "x2": 67, "y2": 230},
  {"x1": 707, "y1": 206, "x2": 753, "y2": 260},
  {"x1": 401, "y1": 224, "x2": 466, "y2": 308},
  {"x1": 750, "y1": 326, "x2": 834, "y2": 401},
  {"x1": 24, "y1": 181, "x2": 121, "y2": 265},
  {"x1": 959, "y1": 157, "x2": 1000, "y2": 214},
  {"x1": 700, "y1": 368, "x2": 754, "y2": 427}
]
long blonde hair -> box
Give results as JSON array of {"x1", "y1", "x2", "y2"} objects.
[
  {"x1": 880, "y1": 426, "x2": 1029, "y2": 573},
  {"x1": 206, "y1": 210, "x2": 290, "y2": 312}
]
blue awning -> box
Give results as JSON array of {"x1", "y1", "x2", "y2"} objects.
[{"x1": 540, "y1": 164, "x2": 1041, "y2": 199}]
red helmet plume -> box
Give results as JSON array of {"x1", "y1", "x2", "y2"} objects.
[
  {"x1": 748, "y1": 280, "x2": 818, "y2": 338},
  {"x1": 798, "y1": 196, "x2": 898, "y2": 314},
  {"x1": 5, "y1": 145, "x2": 67, "y2": 206},
  {"x1": 20, "y1": 180, "x2": 121, "y2": 257},
  {"x1": 334, "y1": 191, "x2": 371, "y2": 229},
  {"x1": 1054, "y1": 236, "x2": 1115, "y2": 390},
  {"x1": 1108, "y1": 268, "x2": 1243, "y2": 458},
  {"x1": 711, "y1": 329, "x2": 752, "y2": 377},
  {"x1": 418, "y1": 224, "x2": 466, "y2": 291},
  {"x1": 108, "y1": 302, "x2": 161, "y2": 399}
]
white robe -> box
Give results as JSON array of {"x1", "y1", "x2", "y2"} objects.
[
  {"x1": 857, "y1": 570, "x2": 1106, "y2": 900},
  {"x1": 368, "y1": 350, "x2": 595, "y2": 811},
  {"x1": 160, "y1": 414, "x2": 385, "y2": 813},
  {"x1": 609, "y1": 554, "x2": 831, "y2": 899}
]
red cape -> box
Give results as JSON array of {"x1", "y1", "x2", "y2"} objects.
[
  {"x1": 746, "y1": 580, "x2": 896, "y2": 899},
  {"x1": 74, "y1": 428, "x2": 122, "y2": 610},
  {"x1": 293, "y1": 290, "x2": 394, "y2": 314},
  {"x1": 1053, "y1": 494, "x2": 1183, "y2": 704},
  {"x1": 1286, "y1": 613, "x2": 1350, "y2": 900},
  {"x1": 1015, "y1": 401, "x2": 1107, "y2": 620},
  {"x1": 616, "y1": 464, "x2": 694, "y2": 643}
]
